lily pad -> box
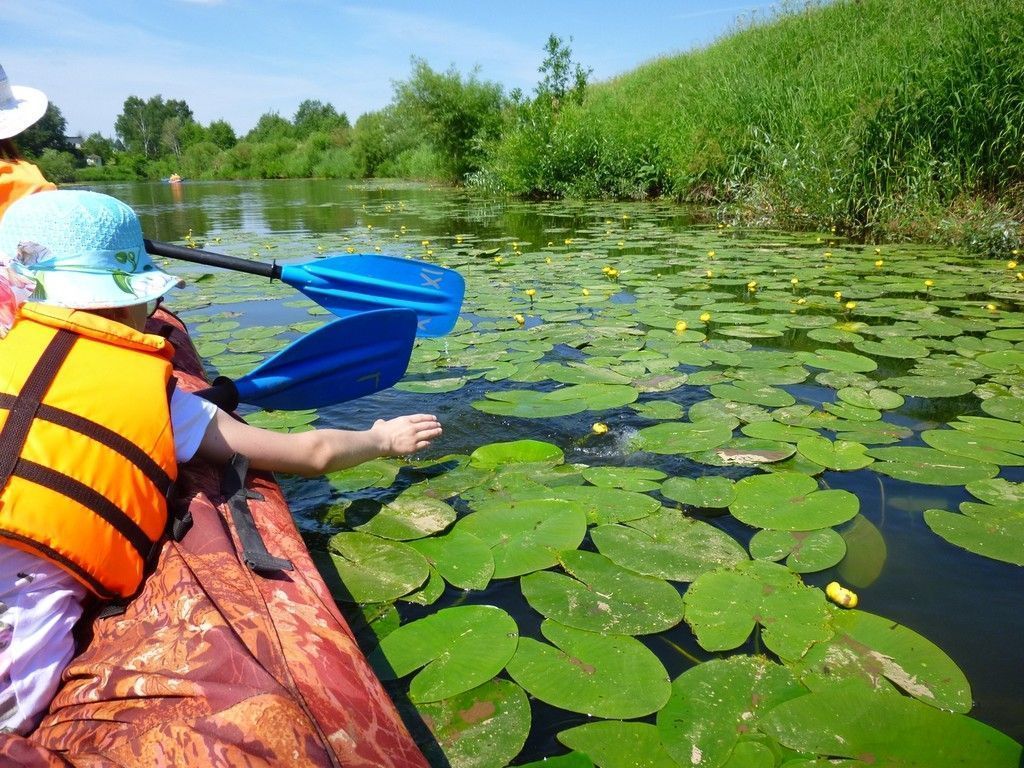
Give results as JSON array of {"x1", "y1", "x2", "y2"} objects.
[
  {"x1": 349, "y1": 495, "x2": 457, "y2": 540},
  {"x1": 506, "y1": 620, "x2": 671, "y2": 719},
  {"x1": 749, "y1": 528, "x2": 847, "y2": 573},
  {"x1": 370, "y1": 605, "x2": 519, "y2": 702},
  {"x1": 657, "y1": 656, "x2": 807, "y2": 768},
  {"x1": 924, "y1": 507, "x2": 1024, "y2": 566},
  {"x1": 792, "y1": 609, "x2": 972, "y2": 711},
  {"x1": 632, "y1": 419, "x2": 736, "y2": 455},
  {"x1": 683, "y1": 559, "x2": 833, "y2": 660},
  {"x1": 455, "y1": 499, "x2": 587, "y2": 578},
  {"x1": 559, "y1": 721, "x2": 680, "y2": 768},
  {"x1": 416, "y1": 678, "x2": 531, "y2": 768},
  {"x1": 796, "y1": 349, "x2": 877, "y2": 372},
  {"x1": 761, "y1": 683, "x2": 1022, "y2": 767},
  {"x1": 866, "y1": 447, "x2": 999, "y2": 485},
  {"x1": 796, "y1": 435, "x2": 874, "y2": 471},
  {"x1": 323, "y1": 532, "x2": 429, "y2": 603},
  {"x1": 521, "y1": 550, "x2": 685, "y2": 635},
  {"x1": 709, "y1": 380, "x2": 796, "y2": 407},
  {"x1": 730, "y1": 472, "x2": 860, "y2": 531},
  {"x1": 920, "y1": 428, "x2": 1024, "y2": 466},
  {"x1": 469, "y1": 439, "x2": 564, "y2": 469},
  {"x1": 591, "y1": 508, "x2": 748, "y2": 582},
  {"x1": 661, "y1": 475, "x2": 736, "y2": 509},
  {"x1": 408, "y1": 529, "x2": 495, "y2": 590},
  {"x1": 580, "y1": 465, "x2": 666, "y2": 492}
]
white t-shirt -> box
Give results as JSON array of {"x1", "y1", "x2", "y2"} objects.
[{"x1": 0, "y1": 388, "x2": 218, "y2": 735}]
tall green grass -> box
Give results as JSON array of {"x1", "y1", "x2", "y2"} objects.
[{"x1": 479, "y1": 0, "x2": 1024, "y2": 247}]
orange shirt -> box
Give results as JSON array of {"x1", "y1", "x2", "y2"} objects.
[{"x1": 0, "y1": 159, "x2": 56, "y2": 219}]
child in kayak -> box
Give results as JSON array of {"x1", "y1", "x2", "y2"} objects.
[
  {"x1": 0, "y1": 189, "x2": 442, "y2": 735},
  {"x1": 0, "y1": 64, "x2": 55, "y2": 219}
]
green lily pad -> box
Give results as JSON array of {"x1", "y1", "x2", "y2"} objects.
[
  {"x1": 796, "y1": 349, "x2": 877, "y2": 372},
  {"x1": 469, "y1": 439, "x2": 564, "y2": 469},
  {"x1": 370, "y1": 605, "x2": 519, "y2": 702},
  {"x1": 506, "y1": 620, "x2": 671, "y2": 719},
  {"x1": 632, "y1": 419, "x2": 736, "y2": 455},
  {"x1": 408, "y1": 529, "x2": 495, "y2": 590},
  {"x1": 580, "y1": 465, "x2": 666, "y2": 492},
  {"x1": 690, "y1": 437, "x2": 796, "y2": 466},
  {"x1": 730, "y1": 472, "x2": 860, "y2": 531},
  {"x1": 416, "y1": 678, "x2": 531, "y2": 768},
  {"x1": 592, "y1": 508, "x2": 747, "y2": 582},
  {"x1": 683, "y1": 560, "x2": 833, "y2": 661},
  {"x1": 709, "y1": 381, "x2": 796, "y2": 407},
  {"x1": 793, "y1": 609, "x2": 972, "y2": 711},
  {"x1": 689, "y1": 398, "x2": 771, "y2": 424},
  {"x1": 924, "y1": 507, "x2": 1024, "y2": 566},
  {"x1": 657, "y1": 656, "x2": 807, "y2": 768},
  {"x1": 749, "y1": 528, "x2": 847, "y2": 573},
  {"x1": 455, "y1": 499, "x2": 587, "y2": 578},
  {"x1": 630, "y1": 399, "x2": 686, "y2": 420},
  {"x1": 837, "y1": 387, "x2": 905, "y2": 410},
  {"x1": 980, "y1": 395, "x2": 1024, "y2": 422},
  {"x1": 920, "y1": 428, "x2": 1024, "y2": 466},
  {"x1": 965, "y1": 477, "x2": 1024, "y2": 508},
  {"x1": 866, "y1": 447, "x2": 999, "y2": 485},
  {"x1": 884, "y1": 375, "x2": 977, "y2": 398},
  {"x1": 761, "y1": 683, "x2": 1022, "y2": 767},
  {"x1": 559, "y1": 721, "x2": 680, "y2": 768},
  {"x1": 521, "y1": 550, "x2": 685, "y2": 635},
  {"x1": 323, "y1": 532, "x2": 429, "y2": 603},
  {"x1": 796, "y1": 435, "x2": 874, "y2": 471},
  {"x1": 540, "y1": 484, "x2": 661, "y2": 525},
  {"x1": 349, "y1": 495, "x2": 457, "y2": 540},
  {"x1": 326, "y1": 458, "x2": 400, "y2": 492},
  {"x1": 740, "y1": 420, "x2": 818, "y2": 442},
  {"x1": 661, "y1": 475, "x2": 736, "y2": 509}
]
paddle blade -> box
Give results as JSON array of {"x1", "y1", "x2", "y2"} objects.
[
  {"x1": 282, "y1": 254, "x2": 464, "y2": 337},
  {"x1": 232, "y1": 309, "x2": 417, "y2": 410}
]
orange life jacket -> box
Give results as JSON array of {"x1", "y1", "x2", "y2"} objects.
[
  {"x1": 0, "y1": 304, "x2": 178, "y2": 599},
  {"x1": 0, "y1": 158, "x2": 56, "y2": 219}
]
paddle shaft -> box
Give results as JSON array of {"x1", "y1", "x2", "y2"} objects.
[{"x1": 145, "y1": 239, "x2": 282, "y2": 280}]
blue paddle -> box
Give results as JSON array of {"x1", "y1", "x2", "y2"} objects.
[
  {"x1": 145, "y1": 239, "x2": 464, "y2": 337},
  {"x1": 195, "y1": 308, "x2": 417, "y2": 411}
]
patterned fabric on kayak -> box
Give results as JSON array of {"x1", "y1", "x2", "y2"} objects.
[{"x1": 0, "y1": 309, "x2": 428, "y2": 768}]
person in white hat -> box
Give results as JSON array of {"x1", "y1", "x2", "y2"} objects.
[
  {"x1": 0, "y1": 190, "x2": 441, "y2": 734},
  {"x1": 0, "y1": 64, "x2": 56, "y2": 219}
]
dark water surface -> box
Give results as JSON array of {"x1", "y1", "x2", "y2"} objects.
[{"x1": 92, "y1": 179, "x2": 1024, "y2": 758}]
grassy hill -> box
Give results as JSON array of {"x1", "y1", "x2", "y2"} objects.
[{"x1": 480, "y1": 0, "x2": 1024, "y2": 249}]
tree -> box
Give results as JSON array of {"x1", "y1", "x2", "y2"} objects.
[
  {"x1": 393, "y1": 58, "x2": 506, "y2": 180},
  {"x1": 81, "y1": 132, "x2": 116, "y2": 163},
  {"x1": 17, "y1": 103, "x2": 73, "y2": 157},
  {"x1": 535, "y1": 34, "x2": 591, "y2": 110},
  {"x1": 161, "y1": 116, "x2": 185, "y2": 159},
  {"x1": 115, "y1": 95, "x2": 195, "y2": 159},
  {"x1": 207, "y1": 119, "x2": 237, "y2": 150},
  {"x1": 293, "y1": 100, "x2": 349, "y2": 139},
  {"x1": 245, "y1": 112, "x2": 293, "y2": 142}
]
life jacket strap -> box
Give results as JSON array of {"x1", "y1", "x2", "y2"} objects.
[{"x1": 222, "y1": 453, "x2": 293, "y2": 575}]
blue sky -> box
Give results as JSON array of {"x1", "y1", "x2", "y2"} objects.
[{"x1": 6, "y1": 0, "x2": 780, "y2": 137}]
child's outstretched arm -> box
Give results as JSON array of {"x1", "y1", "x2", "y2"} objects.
[{"x1": 195, "y1": 409, "x2": 442, "y2": 476}]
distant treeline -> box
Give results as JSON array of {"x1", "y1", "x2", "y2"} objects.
[{"x1": 26, "y1": 0, "x2": 1024, "y2": 249}]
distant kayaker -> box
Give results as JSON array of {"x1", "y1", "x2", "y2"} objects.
[
  {"x1": 168, "y1": 173, "x2": 182, "y2": 184},
  {"x1": 0, "y1": 190, "x2": 442, "y2": 735},
  {"x1": 0, "y1": 64, "x2": 55, "y2": 219}
]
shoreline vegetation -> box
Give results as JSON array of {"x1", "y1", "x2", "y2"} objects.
[{"x1": 30, "y1": 0, "x2": 1023, "y2": 252}]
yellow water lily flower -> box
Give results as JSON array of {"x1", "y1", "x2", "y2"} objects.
[
  {"x1": 747, "y1": 280, "x2": 758, "y2": 290},
  {"x1": 564, "y1": 238, "x2": 574, "y2": 245},
  {"x1": 986, "y1": 303, "x2": 998, "y2": 311},
  {"x1": 545, "y1": 256, "x2": 552, "y2": 265},
  {"x1": 618, "y1": 241, "x2": 625, "y2": 247},
  {"x1": 525, "y1": 288, "x2": 536, "y2": 298},
  {"x1": 834, "y1": 291, "x2": 843, "y2": 301},
  {"x1": 455, "y1": 234, "x2": 463, "y2": 244},
  {"x1": 602, "y1": 265, "x2": 612, "y2": 274},
  {"x1": 675, "y1": 320, "x2": 688, "y2": 333},
  {"x1": 1017, "y1": 272, "x2": 1024, "y2": 281},
  {"x1": 824, "y1": 251, "x2": 832, "y2": 258},
  {"x1": 514, "y1": 314, "x2": 525, "y2": 325},
  {"x1": 427, "y1": 249, "x2": 433, "y2": 257},
  {"x1": 826, "y1": 581, "x2": 858, "y2": 609},
  {"x1": 1007, "y1": 260, "x2": 1018, "y2": 269},
  {"x1": 700, "y1": 312, "x2": 712, "y2": 323},
  {"x1": 346, "y1": 246, "x2": 355, "y2": 254},
  {"x1": 796, "y1": 297, "x2": 807, "y2": 305},
  {"x1": 494, "y1": 256, "x2": 503, "y2": 264},
  {"x1": 924, "y1": 279, "x2": 934, "y2": 288},
  {"x1": 706, "y1": 269, "x2": 714, "y2": 278},
  {"x1": 421, "y1": 239, "x2": 429, "y2": 246},
  {"x1": 845, "y1": 301, "x2": 857, "y2": 310},
  {"x1": 874, "y1": 259, "x2": 884, "y2": 267},
  {"x1": 592, "y1": 422, "x2": 609, "y2": 435},
  {"x1": 708, "y1": 250, "x2": 716, "y2": 258},
  {"x1": 582, "y1": 288, "x2": 590, "y2": 296},
  {"x1": 790, "y1": 277, "x2": 799, "y2": 285}
]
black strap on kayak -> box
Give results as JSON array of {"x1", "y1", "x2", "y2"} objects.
[{"x1": 222, "y1": 453, "x2": 293, "y2": 575}]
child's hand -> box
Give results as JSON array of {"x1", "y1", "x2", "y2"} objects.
[{"x1": 372, "y1": 414, "x2": 442, "y2": 456}]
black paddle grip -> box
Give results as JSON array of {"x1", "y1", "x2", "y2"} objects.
[
  {"x1": 194, "y1": 376, "x2": 241, "y2": 412},
  {"x1": 144, "y1": 239, "x2": 282, "y2": 280}
]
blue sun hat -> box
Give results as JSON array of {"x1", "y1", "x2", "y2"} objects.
[{"x1": 0, "y1": 190, "x2": 183, "y2": 309}]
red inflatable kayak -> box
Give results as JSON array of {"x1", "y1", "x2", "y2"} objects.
[{"x1": 0, "y1": 309, "x2": 428, "y2": 768}]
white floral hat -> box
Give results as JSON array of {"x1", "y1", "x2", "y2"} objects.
[
  {"x1": 0, "y1": 64, "x2": 48, "y2": 140},
  {"x1": 0, "y1": 190, "x2": 183, "y2": 309}
]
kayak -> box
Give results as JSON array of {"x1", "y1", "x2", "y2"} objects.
[{"x1": 0, "y1": 307, "x2": 428, "y2": 768}]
